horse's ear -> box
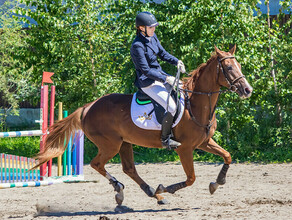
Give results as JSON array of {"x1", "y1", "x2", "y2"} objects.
[
  {"x1": 214, "y1": 45, "x2": 224, "y2": 57},
  {"x1": 229, "y1": 44, "x2": 236, "y2": 55}
]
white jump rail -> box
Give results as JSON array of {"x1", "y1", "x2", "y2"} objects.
[{"x1": 0, "y1": 130, "x2": 43, "y2": 138}]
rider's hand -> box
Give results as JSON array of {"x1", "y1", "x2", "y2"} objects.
[
  {"x1": 178, "y1": 80, "x2": 183, "y2": 89},
  {"x1": 165, "y1": 76, "x2": 176, "y2": 86},
  {"x1": 166, "y1": 76, "x2": 183, "y2": 89},
  {"x1": 177, "y1": 60, "x2": 186, "y2": 73}
]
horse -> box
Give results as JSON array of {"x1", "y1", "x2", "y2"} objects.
[{"x1": 34, "y1": 45, "x2": 253, "y2": 205}]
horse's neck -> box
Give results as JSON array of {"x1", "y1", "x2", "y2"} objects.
[
  {"x1": 189, "y1": 59, "x2": 220, "y2": 124},
  {"x1": 194, "y1": 58, "x2": 219, "y2": 93}
]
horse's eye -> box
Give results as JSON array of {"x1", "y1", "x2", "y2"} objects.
[{"x1": 227, "y1": 66, "x2": 233, "y2": 71}]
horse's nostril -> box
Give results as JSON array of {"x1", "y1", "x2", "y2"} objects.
[{"x1": 245, "y1": 87, "x2": 251, "y2": 94}]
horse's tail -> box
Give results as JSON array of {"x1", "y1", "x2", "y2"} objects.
[{"x1": 32, "y1": 107, "x2": 83, "y2": 170}]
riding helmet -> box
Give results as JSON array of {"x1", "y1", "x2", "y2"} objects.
[{"x1": 135, "y1": 12, "x2": 159, "y2": 27}]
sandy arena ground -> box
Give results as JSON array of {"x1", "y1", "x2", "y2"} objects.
[{"x1": 0, "y1": 162, "x2": 291, "y2": 220}]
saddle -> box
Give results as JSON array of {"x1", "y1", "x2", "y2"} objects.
[{"x1": 135, "y1": 89, "x2": 181, "y2": 124}]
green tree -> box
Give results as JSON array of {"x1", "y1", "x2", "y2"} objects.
[
  {"x1": 16, "y1": 0, "x2": 122, "y2": 110},
  {"x1": 92, "y1": 0, "x2": 292, "y2": 161},
  {"x1": 9, "y1": 0, "x2": 291, "y2": 162},
  {"x1": 0, "y1": 0, "x2": 36, "y2": 130}
]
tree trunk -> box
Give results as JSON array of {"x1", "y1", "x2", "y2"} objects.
[{"x1": 266, "y1": 0, "x2": 282, "y2": 126}]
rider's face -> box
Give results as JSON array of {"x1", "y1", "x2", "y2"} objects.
[
  {"x1": 139, "y1": 26, "x2": 156, "y2": 37},
  {"x1": 146, "y1": 26, "x2": 155, "y2": 36}
]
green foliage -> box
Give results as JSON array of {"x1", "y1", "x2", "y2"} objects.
[
  {"x1": 0, "y1": 136, "x2": 39, "y2": 157},
  {"x1": 0, "y1": 0, "x2": 290, "y2": 163},
  {"x1": 84, "y1": 137, "x2": 180, "y2": 164},
  {"x1": 0, "y1": 0, "x2": 37, "y2": 128},
  {"x1": 16, "y1": 0, "x2": 123, "y2": 111},
  {"x1": 96, "y1": 0, "x2": 292, "y2": 162}
]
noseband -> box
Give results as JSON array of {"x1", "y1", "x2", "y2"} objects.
[{"x1": 217, "y1": 56, "x2": 245, "y2": 92}]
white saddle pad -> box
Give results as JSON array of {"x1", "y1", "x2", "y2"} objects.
[{"x1": 131, "y1": 93, "x2": 185, "y2": 130}]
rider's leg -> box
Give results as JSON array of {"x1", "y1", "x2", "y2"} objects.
[
  {"x1": 160, "y1": 111, "x2": 181, "y2": 149},
  {"x1": 141, "y1": 81, "x2": 181, "y2": 149}
]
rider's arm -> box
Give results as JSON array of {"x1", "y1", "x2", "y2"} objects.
[{"x1": 130, "y1": 44, "x2": 167, "y2": 83}]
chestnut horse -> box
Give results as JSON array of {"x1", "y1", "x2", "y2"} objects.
[{"x1": 34, "y1": 45, "x2": 252, "y2": 205}]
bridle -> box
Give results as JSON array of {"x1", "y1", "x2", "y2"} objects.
[
  {"x1": 178, "y1": 55, "x2": 245, "y2": 136},
  {"x1": 217, "y1": 56, "x2": 245, "y2": 92}
]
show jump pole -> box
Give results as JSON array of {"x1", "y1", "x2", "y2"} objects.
[{"x1": 40, "y1": 71, "x2": 55, "y2": 179}]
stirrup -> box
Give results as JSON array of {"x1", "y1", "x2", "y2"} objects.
[{"x1": 162, "y1": 137, "x2": 181, "y2": 150}]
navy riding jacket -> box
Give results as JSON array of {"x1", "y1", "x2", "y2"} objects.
[{"x1": 130, "y1": 33, "x2": 179, "y2": 88}]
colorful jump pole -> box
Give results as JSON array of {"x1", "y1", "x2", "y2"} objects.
[
  {"x1": 40, "y1": 85, "x2": 48, "y2": 179},
  {"x1": 0, "y1": 128, "x2": 84, "y2": 189},
  {"x1": 0, "y1": 71, "x2": 85, "y2": 189},
  {"x1": 48, "y1": 85, "x2": 55, "y2": 177},
  {"x1": 40, "y1": 71, "x2": 55, "y2": 179},
  {"x1": 57, "y1": 102, "x2": 63, "y2": 176},
  {"x1": 0, "y1": 130, "x2": 42, "y2": 138},
  {"x1": 77, "y1": 130, "x2": 84, "y2": 175},
  {"x1": 58, "y1": 105, "x2": 84, "y2": 176},
  {"x1": 72, "y1": 133, "x2": 77, "y2": 175},
  {"x1": 63, "y1": 111, "x2": 68, "y2": 175},
  {"x1": 0, "y1": 175, "x2": 83, "y2": 189},
  {"x1": 0, "y1": 153, "x2": 40, "y2": 183}
]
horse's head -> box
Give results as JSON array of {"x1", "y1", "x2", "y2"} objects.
[{"x1": 215, "y1": 45, "x2": 253, "y2": 99}]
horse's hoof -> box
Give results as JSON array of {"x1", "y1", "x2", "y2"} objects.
[
  {"x1": 115, "y1": 190, "x2": 124, "y2": 205},
  {"x1": 140, "y1": 183, "x2": 155, "y2": 197},
  {"x1": 155, "y1": 184, "x2": 165, "y2": 194},
  {"x1": 157, "y1": 199, "x2": 169, "y2": 205},
  {"x1": 209, "y1": 182, "x2": 219, "y2": 195}
]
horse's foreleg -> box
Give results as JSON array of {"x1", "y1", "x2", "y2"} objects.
[
  {"x1": 197, "y1": 138, "x2": 231, "y2": 194},
  {"x1": 155, "y1": 147, "x2": 195, "y2": 197},
  {"x1": 90, "y1": 138, "x2": 125, "y2": 205},
  {"x1": 119, "y1": 142, "x2": 166, "y2": 204}
]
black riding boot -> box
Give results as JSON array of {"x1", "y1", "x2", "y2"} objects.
[{"x1": 161, "y1": 112, "x2": 181, "y2": 150}]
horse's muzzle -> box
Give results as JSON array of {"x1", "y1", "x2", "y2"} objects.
[{"x1": 236, "y1": 78, "x2": 253, "y2": 99}]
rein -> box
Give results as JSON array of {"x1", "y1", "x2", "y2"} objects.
[
  {"x1": 180, "y1": 55, "x2": 244, "y2": 136},
  {"x1": 180, "y1": 88, "x2": 229, "y2": 136}
]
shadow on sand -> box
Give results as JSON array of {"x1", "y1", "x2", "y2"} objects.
[{"x1": 35, "y1": 205, "x2": 200, "y2": 217}]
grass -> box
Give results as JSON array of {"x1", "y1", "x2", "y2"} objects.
[{"x1": 0, "y1": 135, "x2": 290, "y2": 164}]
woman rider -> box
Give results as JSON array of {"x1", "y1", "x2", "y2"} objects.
[{"x1": 130, "y1": 12, "x2": 186, "y2": 150}]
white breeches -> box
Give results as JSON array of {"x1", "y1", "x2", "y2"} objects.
[{"x1": 141, "y1": 81, "x2": 177, "y2": 116}]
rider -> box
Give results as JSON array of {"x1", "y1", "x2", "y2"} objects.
[{"x1": 130, "y1": 11, "x2": 186, "y2": 149}]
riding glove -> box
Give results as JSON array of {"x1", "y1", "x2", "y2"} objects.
[
  {"x1": 177, "y1": 60, "x2": 186, "y2": 73},
  {"x1": 165, "y1": 76, "x2": 176, "y2": 86},
  {"x1": 166, "y1": 76, "x2": 183, "y2": 89}
]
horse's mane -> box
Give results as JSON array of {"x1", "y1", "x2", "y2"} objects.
[{"x1": 183, "y1": 53, "x2": 218, "y2": 90}]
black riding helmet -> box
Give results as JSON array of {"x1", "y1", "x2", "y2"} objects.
[{"x1": 135, "y1": 12, "x2": 159, "y2": 28}]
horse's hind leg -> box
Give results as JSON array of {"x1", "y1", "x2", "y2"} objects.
[
  {"x1": 154, "y1": 146, "x2": 195, "y2": 196},
  {"x1": 119, "y1": 142, "x2": 167, "y2": 204},
  {"x1": 197, "y1": 138, "x2": 232, "y2": 195},
  {"x1": 89, "y1": 138, "x2": 125, "y2": 205}
]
